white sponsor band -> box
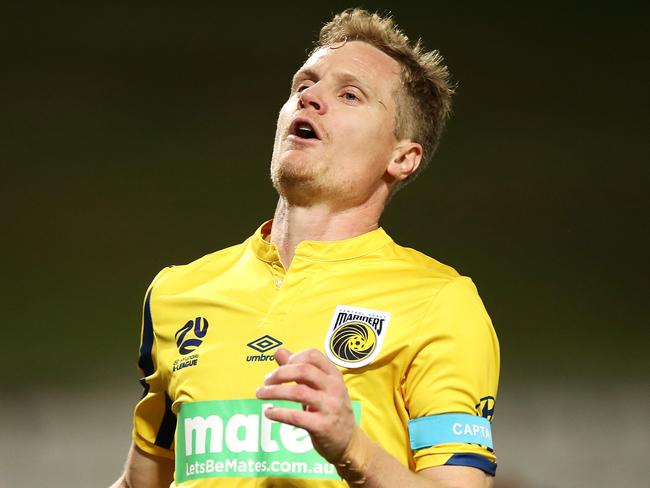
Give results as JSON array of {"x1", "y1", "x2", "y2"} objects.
[{"x1": 184, "y1": 403, "x2": 312, "y2": 456}]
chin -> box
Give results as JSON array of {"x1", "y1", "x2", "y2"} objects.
[
  {"x1": 271, "y1": 169, "x2": 330, "y2": 206},
  {"x1": 272, "y1": 155, "x2": 314, "y2": 185}
]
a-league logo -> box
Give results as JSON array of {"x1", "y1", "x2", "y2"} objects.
[{"x1": 175, "y1": 317, "x2": 209, "y2": 355}]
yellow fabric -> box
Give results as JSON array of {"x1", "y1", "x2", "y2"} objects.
[{"x1": 132, "y1": 221, "x2": 499, "y2": 486}]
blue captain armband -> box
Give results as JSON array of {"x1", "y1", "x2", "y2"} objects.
[{"x1": 408, "y1": 413, "x2": 493, "y2": 450}]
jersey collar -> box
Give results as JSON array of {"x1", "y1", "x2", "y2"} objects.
[{"x1": 249, "y1": 220, "x2": 393, "y2": 263}]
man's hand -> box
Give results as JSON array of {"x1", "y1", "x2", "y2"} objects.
[
  {"x1": 255, "y1": 347, "x2": 356, "y2": 464},
  {"x1": 255, "y1": 347, "x2": 493, "y2": 488}
]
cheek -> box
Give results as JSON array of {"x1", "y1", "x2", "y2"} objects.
[
  {"x1": 273, "y1": 102, "x2": 293, "y2": 146},
  {"x1": 351, "y1": 111, "x2": 393, "y2": 146},
  {"x1": 375, "y1": 113, "x2": 396, "y2": 143},
  {"x1": 278, "y1": 98, "x2": 295, "y2": 124},
  {"x1": 351, "y1": 122, "x2": 394, "y2": 181},
  {"x1": 371, "y1": 117, "x2": 397, "y2": 159},
  {"x1": 353, "y1": 120, "x2": 394, "y2": 160}
]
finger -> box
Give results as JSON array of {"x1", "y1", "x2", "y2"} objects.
[
  {"x1": 274, "y1": 347, "x2": 292, "y2": 366},
  {"x1": 263, "y1": 405, "x2": 318, "y2": 432},
  {"x1": 264, "y1": 363, "x2": 329, "y2": 390},
  {"x1": 287, "y1": 348, "x2": 339, "y2": 375},
  {"x1": 256, "y1": 383, "x2": 323, "y2": 410}
]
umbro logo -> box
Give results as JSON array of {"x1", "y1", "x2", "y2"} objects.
[
  {"x1": 246, "y1": 335, "x2": 282, "y2": 362},
  {"x1": 247, "y1": 335, "x2": 282, "y2": 353}
]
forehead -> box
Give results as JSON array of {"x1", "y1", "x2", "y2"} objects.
[{"x1": 300, "y1": 41, "x2": 402, "y2": 99}]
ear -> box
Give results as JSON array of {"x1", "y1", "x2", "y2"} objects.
[{"x1": 386, "y1": 141, "x2": 422, "y2": 182}]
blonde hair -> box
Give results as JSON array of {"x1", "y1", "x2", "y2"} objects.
[{"x1": 314, "y1": 8, "x2": 455, "y2": 192}]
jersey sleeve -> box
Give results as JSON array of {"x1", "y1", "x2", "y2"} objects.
[
  {"x1": 132, "y1": 268, "x2": 176, "y2": 460},
  {"x1": 404, "y1": 276, "x2": 500, "y2": 475}
]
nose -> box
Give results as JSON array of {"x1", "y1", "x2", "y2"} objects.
[{"x1": 298, "y1": 85, "x2": 326, "y2": 114}]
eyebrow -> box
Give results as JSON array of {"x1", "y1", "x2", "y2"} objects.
[
  {"x1": 291, "y1": 68, "x2": 317, "y2": 89},
  {"x1": 291, "y1": 68, "x2": 377, "y2": 101}
]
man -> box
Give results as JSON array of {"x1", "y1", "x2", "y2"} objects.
[{"x1": 112, "y1": 8, "x2": 499, "y2": 488}]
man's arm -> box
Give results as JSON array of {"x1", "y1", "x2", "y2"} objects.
[
  {"x1": 256, "y1": 348, "x2": 493, "y2": 488},
  {"x1": 110, "y1": 442, "x2": 174, "y2": 488},
  {"x1": 338, "y1": 425, "x2": 492, "y2": 487},
  {"x1": 337, "y1": 424, "x2": 492, "y2": 487}
]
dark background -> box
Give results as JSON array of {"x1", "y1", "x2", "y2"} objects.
[
  {"x1": 1, "y1": 2, "x2": 648, "y2": 485},
  {"x1": 4, "y1": 1, "x2": 647, "y2": 386}
]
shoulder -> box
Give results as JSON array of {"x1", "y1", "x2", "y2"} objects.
[
  {"x1": 380, "y1": 238, "x2": 491, "y2": 318},
  {"x1": 381, "y1": 238, "x2": 462, "y2": 288},
  {"x1": 150, "y1": 240, "x2": 249, "y2": 295}
]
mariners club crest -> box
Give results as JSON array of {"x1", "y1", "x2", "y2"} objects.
[{"x1": 325, "y1": 305, "x2": 391, "y2": 368}]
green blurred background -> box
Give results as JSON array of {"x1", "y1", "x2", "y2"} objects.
[{"x1": 2, "y1": 2, "x2": 648, "y2": 486}]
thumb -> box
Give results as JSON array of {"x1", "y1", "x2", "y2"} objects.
[{"x1": 274, "y1": 347, "x2": 292, "y2": 366}]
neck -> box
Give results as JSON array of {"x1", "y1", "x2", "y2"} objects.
[{"x1": 270, "y1": 196, "x2": 384, "y2": 269}]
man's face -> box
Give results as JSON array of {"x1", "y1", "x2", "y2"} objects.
[{"x1": 270, "y1": 41, "x2": 403, "y2": 208}]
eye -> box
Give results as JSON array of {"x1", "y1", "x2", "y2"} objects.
[
  {"x1": 341, "y1": 89, "x2": 361, "y2": 103},
  {"x1": 294, "y1": 80, "x2": 314, "y2": 93}
]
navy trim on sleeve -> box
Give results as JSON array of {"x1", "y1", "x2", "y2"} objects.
[
  {"x1": 138, "y1": 288, "x2": 155, "y2": 378},
  {"x1": 445, "y1": 453, "x2": 497, "y2": 476},
  {"x1": 155, "y1": 392, "x2": 177, "y2": 449},
  {"x1": 138, "y1": 378, "x2": 150, "y2": 398}
]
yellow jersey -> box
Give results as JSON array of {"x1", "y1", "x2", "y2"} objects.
[{"x1": 132, "y1": 221, "x2": 500, "y2": 486}]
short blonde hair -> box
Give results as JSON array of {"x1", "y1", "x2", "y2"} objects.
[{"x1": 314, "y1": 8, "x2": 455, "y2": 192}]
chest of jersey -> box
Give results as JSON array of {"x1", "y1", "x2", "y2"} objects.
[
  {"x1": 157, "y1": 258, "x2": 429, "y2": 394},
  {"x1": 152, "y1": 255, "x2": 436, "y2": 470}
]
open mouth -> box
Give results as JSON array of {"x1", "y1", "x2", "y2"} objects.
[{"x1": 289, "y1": 119, "x2": 320, "y2": 140}]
